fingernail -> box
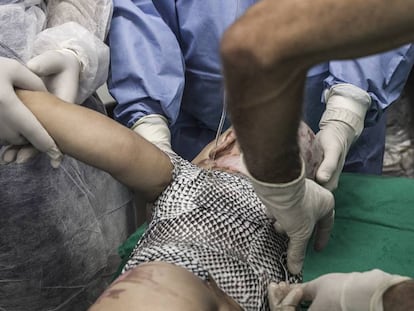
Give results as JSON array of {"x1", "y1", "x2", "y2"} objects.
[
  {"x1": 47, "y1": 146, "x2": 62, "y2": 159},
  {"x1": 50, "y1": 157, "x2": 62, "y2": 169},
  {"x1": 3, "y1": 151, "x2": 15, "y2": 163},
  {"x1": 47, "y1": 146, "x2": 63, "y2": 168}
]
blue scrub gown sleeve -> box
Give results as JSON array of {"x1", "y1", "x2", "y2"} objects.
[
  {"x1": 324, "y1": 44, "x2": 414, "y2": 126},
  {"x1": 108, "y1": 0, "x2": 185, "y2": 129}
]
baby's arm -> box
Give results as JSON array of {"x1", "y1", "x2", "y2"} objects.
[{"x1": 17, "y1": 90, "x2": 173, "y2": 201}]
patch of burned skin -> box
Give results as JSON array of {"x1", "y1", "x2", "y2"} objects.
[
  {"x1": 108, "y1": 263, "x2": 199, "y2": 305},
  {"x1": 103, "y1": 289, "x2": 125, "y2": 299},
  {"x1": 297, "y1": 121, "x2": 322, "y2": 179},
  {"x1": 214, "y1": 121, "x2": 321, "y2": 178}
]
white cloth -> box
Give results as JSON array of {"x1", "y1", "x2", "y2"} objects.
[{"x1": 0, "y1": 0, "x2": 112, "y2": 103}]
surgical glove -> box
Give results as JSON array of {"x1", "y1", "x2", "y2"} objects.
[
  {"x1": 248, "y1": 157, "x2": 335, "y2": 274},
  {"x1": 0, "y1": 57, "x2": 62, "y2": 167},
  {"x1": 27, "y1": 49, "x2": 81, "y2": 104},
  {"x1": 268, "y1": 282, "x2": 303, "y2": 311},
  {"x1": 132, "y1": 114, "x2": 173, "y2": 154},
  {"x1": 301, "y1": 269, "x2": 411, "y2": 311},
  {"x1": 316, "y1": 83, "x2": 371, "y2": 191}
]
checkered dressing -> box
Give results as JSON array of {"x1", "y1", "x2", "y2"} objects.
[{"x1": 123, "y1": 154, "x2": 301, "y2": 310}]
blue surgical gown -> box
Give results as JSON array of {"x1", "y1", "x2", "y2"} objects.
[{"x1": 108, "y1": 0, "x2": 414, "y2": 174}]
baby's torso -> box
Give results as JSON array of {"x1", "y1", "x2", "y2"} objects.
[{"x1": 123, "y1": 155, "x2": 301, "y2": 310}]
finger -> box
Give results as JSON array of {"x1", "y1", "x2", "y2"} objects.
[
  {"x1": 15, "y1": 145, "x2": 39, "y2": 164},
  {"x1": 27, "y1": 51, "x2": 80, "y2": 103},
  {"x1": 208, "y1": 130, "x2": 237, "y2": 158},
  {"x1": 319, "y1": 164, "x2": 341, "y2": 191},
  {"x1": 300, "y1": 281, "x2": 318, "y2": 302},
  {"x1": 281, "y1": 286, "x2": 303, "y2": 308},
  {"x1": 287, "y1": 235, "x2": 310, "y2": 274},
  {"x1": 268, "y1": 282, "x2": 290, "y2": 310},
  {"x1": 0, "y1": 126, "x2": 28, "y2": 145},
  {"x1": 314, "y1": 209, "x2": 335, "y2": 251},
  {"x1": 3, "y1": 93, "x2": 63, "y2": 163},
  {"x1": 268, "y1": 282, "x2": 284, "y2": 306},
  {"x1": 1, "y1": 145, "x2": 19, "y2": 163},
  {"x1": 273, "y1": 221, "x2": 286, "y2": 234},
  {"x1": 315, "y1": 147, "x2": 342, "y2": 185},
  {"x1": 265, "y1": 207, "x2": 275, "y2": 219},
  {"x1": 47, "y1": 146, "x2": 63, "y2": 168},
  {"x1": 10, "y1": 62, "x2": 47, "y2": 92},
  {"x1": 27, "y1": 51, "x2": 64, "y2": 76},
  {"x1": 8, "y1": 96, "x2": 60, "y2": 154},
  {"x1": 269, "y1": 283, "x2": 303, "y2": 311},
  {"x1": 53, "y1": 78, "x2": 78, "y2": 103},
  {"x1": 277, "y1": 282, "x2": 291, "y2": 297}
]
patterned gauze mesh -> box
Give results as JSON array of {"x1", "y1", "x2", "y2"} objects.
[{"x1": 123, "y1": 154, "x2": 301, "y2": 311}]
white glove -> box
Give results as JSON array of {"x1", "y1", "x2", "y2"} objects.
[
  {"x1": 248, "y1": 157, "x2": 335, "y2": 274},
  {"x1": 0, "y1": 57, "x2": 62, "y2": 167},
  {"x1": 8, "y1": 49, "x2": 81, "y2": 165},
  {"x1": 268, "y1": 282, "x2": 303, "y2": 311},
  {"x1": 316, "y1": 83, "x2": 371, "y2": 191},
  {"x1": 301, "y1": 269, "x2": 411, "y2": 311},
  {"x1": 27, "y1": 49, "x2": 81, "y2": 104},
  {"x1": 132, "y1": 114, "x2": 173, "y2": 154},
  {"x1": 32, "y1": 22, "x2": 110, "y2": 104}
]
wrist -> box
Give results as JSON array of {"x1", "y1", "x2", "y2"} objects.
[
  {"x1": 132, "y1": 114, "x2": 173, "y2": 153},
  {"x1": 340, "y1": 270, "x2": 411, "y2": 311},
  {"x1": 371, "y1": 276, "x2": 412, "y2": 311},
  {"x1": 242, "y1": 146, "x2": 302, "y2": 183},
  {"x1": 245, "y1": 156, "x2": 306, "y2": 210},
  {"x1": 59, "y1": 48, "x2": 83, "y2": 72},
  {"x1": 324, "y1": 83, "x2": 371, "y2": 116},
  {"x1": 322, "y1": 83, "x2": 371, "y2": 139}
]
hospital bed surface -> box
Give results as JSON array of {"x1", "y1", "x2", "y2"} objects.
[{"x1": 304, "y1": 173, "x2": 414, "y2": 281}]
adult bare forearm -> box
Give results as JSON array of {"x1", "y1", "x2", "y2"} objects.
[
  {"x1": 220, "y1": 3, "x2": 306, "y2": 183},
  {"x1": 383, "y1": 280, "x2": 414, "y2": 311},
  {"x1": 220, "y1": 55, "x2": 304, "y2": 183},
  {"x1": 232, "y1": 0, "x2": 414, "y2": 66},
  {"x1": 221, "y1": 0, "x2": 414, "y2": 183}
]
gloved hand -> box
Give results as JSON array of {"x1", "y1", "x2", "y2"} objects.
[
  {"x1": 301, "y1": 269, "x2": 411, "y2": 311},
  {"x1": 0, "y1": 57, "x2": 62, "y2": 167},
  {"x1": 315, "y1": 83, "x2": 371, "y2": 191},
  {"x1": 132, "y1": 114, "x2": 173, "y2": 154},
  {"x1": 248, "y1": 157, "x2": 335, "y2": 274},
  {"x1": 268, "y1": 282, "x2": 303, "y2": 311},
  {"x1": 27, "y1": 49, "x2": 81, "y2": 104},
  {"x1": 8, "y1": 49, "x2": 82, "y2": 165}
]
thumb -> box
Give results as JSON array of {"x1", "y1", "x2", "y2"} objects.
[
  {"x1": 313, "y1": 209, "x2": 335, "y2": 251},
  {"x1": 287, "y1": 236, "x2": 309, "y2": 275},
  {"x1": 10, "y1": 63, "x2": 47, "y2": 92},
  {"x1": 300, "y1": 280, "x2": 318, "y2": 302},
  {"x1": 316, "y1": 145, "x2": 342, "y2": 185},
  {"x1": 27, "y1": 51, "x2": 64, "y2": 76}
]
